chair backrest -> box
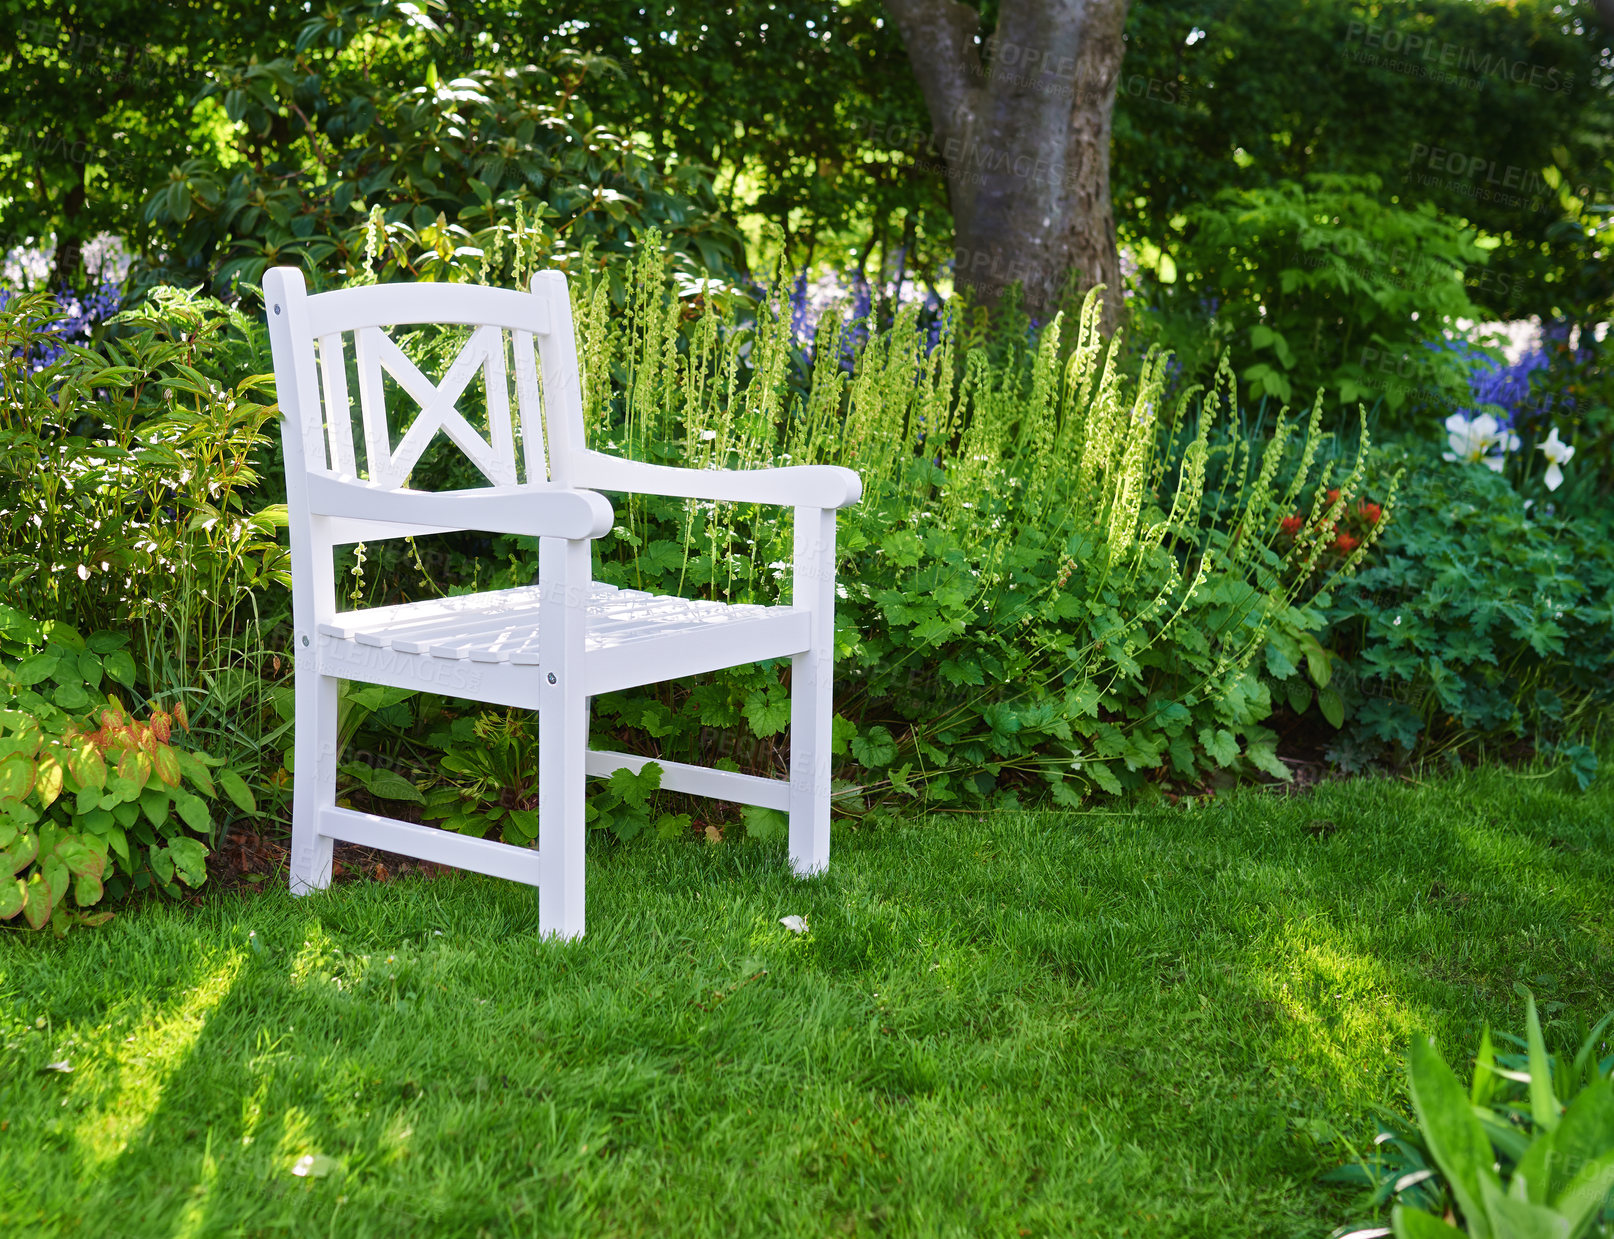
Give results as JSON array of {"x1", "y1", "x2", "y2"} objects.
[{"x1": 263, "y1": 267, "x2": 586, "y2": 493}]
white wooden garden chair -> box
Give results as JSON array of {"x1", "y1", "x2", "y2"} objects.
[{"x1": 263, "y1": 267, "x2": 860, "y2": 938}]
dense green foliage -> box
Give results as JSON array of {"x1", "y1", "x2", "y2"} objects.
[
  {"x1": 1136, "y1": 175, "x2": 1494, "y2": 420},
  {"x1": 140, "y1": 0, "x2": 741, "y2": 296},
  {"x1": 0, "y1": 610, "x2": 254, "y2": 932},
  {"x1": 0, "y1": 0, "x2": 282, "y2": 287},
  {"x1": 0, "y1": 288, "x2": 286, "y2": 685},
  {"x1": 2, "y1": 764, "x2": 1610, "y2": 1232},
  {"x1": 317, "y1": 242, "x2": 1389, "y2": 829},
  {"x1": 439, "y1": 0, "x2": 942, "y2": 280},
  {"x1": 1327, "y1": 452, "x2": 1614, "y2": 777},
  {"x1": 1116, "y1": 0, "x2": 1612, "y2": 324}
]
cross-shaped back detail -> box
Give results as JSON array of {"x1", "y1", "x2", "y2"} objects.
[{"x1": 277, "y1": 271, "x2": 581, "y2": 494}]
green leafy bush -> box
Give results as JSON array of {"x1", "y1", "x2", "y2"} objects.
[
  {"x1": 1329, "y1": 995, "x2": 1614, "y2": 1238},
  {"x1": 1325, "y1": 450, "x2": 1614, "y2": 779},
  {"x1": 1136, "y1": 175, "x2": 1493, "y2": 424},
  {"x1": 0, "y1": 609, "x2": 255, "y2": 932},
  {"x1": 0, "y1": 286, "x2": 291, "y2": 810},
  {"x1": 140, "y1": 0, "x2": 740, "y2": 296}
]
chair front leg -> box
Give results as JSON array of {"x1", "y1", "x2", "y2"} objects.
[
  {"x1": 290, "y1": 670, "x2": 338, "y2": 894},
  {"x1": 789, "y1": 505, "x2": 836, "y2": 876},
  {"x1": 538, "y1": 536, "x2": 591, "y2": 939}
]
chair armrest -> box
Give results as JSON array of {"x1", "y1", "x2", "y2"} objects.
[
  {"x1": 305, "y1": 475, "x2": 614, "y2": 540},
  {"x1": 572, "y1": 450, "x2": 862, "y2": 509}
]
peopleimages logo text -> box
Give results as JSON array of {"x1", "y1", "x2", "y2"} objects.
[{"x1": 1344, "y1": 21, "x2": 1572, "y2": 92}]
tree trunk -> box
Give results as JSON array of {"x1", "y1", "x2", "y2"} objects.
[{"x1": 884, "y1": 0, "x2": 1129, "y2": 328}]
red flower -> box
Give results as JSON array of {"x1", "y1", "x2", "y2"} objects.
[
  {"x1": 1280, "y1": 514, "x2": 1305, "y2": 536},
  {"x1": 1358, "y1": 502, "x2": 1381, "y2": 525},
  {"x1": 1332, "y1": 532, "x2": 1360, "y2": 553},
  {"x1": 1326, "y1": 488, "x2": 1342, "y2": 505}
]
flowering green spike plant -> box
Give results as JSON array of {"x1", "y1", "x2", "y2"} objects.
[{"x1": 425, "y1": 229, "x2": 1397, "y2": 812}]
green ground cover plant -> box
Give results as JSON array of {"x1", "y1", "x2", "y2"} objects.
[
  {"x1": 1, "y1": 762, "x2": 1609, "y2": 1235},
  {"x1": 1325, "y1": 451, "x2": 1614, "y2": 778},
  {"x1": 0, "y1": 608, "x2": 255, "y2": 931}
]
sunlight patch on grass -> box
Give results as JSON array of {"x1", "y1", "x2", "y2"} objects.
[
  {"x1": 288, "y1": 924, "x2": 338, "y2": 986},
  {"x1": 71, "y1": 949, "x2": 244, "y2": 1169},
  {"x1": 1260, "y1": 936, "x2": 1425, "y2": 1096},
  {"x1": 170, "y1": 1130, "x2": 221, "y2": 1239}
]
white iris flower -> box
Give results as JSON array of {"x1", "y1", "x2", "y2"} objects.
[
  {"x1": 1442, "y1": 412, "x2": 1513, "y2": 473},
  {"x1": 1537, "y1": 426, "x2": 1575, "y2": 491}
]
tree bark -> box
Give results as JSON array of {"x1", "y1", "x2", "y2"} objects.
[{"x1": 884, "y1": 0, "x2": 1130, "y2": 328}]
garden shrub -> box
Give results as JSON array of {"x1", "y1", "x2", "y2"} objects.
[
  {"x1": 139, "y1": 0, "x2": 741, "y2": 298},
  {"x1": 1135, "y1": 175, "x2": 1493, "y2": 425},
  {"x1": 1325, "y1": 449, "x2": 1614, "y2": 780},
  {"x1": 0, "y1": 608, "x2": 253, "y2": 932},
  {"x1": 0, "y1": 286, "x2": 291, "y2": 809}
]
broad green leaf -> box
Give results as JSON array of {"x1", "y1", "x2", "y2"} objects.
[
  {"x1": 173, "y1": 792, "x2": 211, "y2": 834},
  {"x1": 73, "y1": 870, "x2": 104, "y2": 908},
  {"x1": 1477, "y1": 1174, "x2": 1569, "y2": 1239},
  {"x1": 1547, "y1": 1078, "x2": 1614, "y2": 1209},
  {"x1": 0, "y1": 877, "x2": 24, "y2": 920},
  {"x1": 102, "y1": 650, "x2": 137, "y2": 688},
  {"x1": 1526, "y1": 994, "x2": 1561, "y2": 1132},
  {"x1": 850, "y1": 726, "x2": 897, "y2": 769},
  {"x1": 77, "y1": 651, "x2": 103, "y2": 688},
  {"x1": 0, "y1": 752, "x2": 35, "y2": 801},
  {"x1": 2, "y1": 831, "x2": 39, "y2": 874},
  {"x1": 140, "y1": 786, "x2": 172, "y2": 828},
  {"x1": 52, "y1": 681, "x2": 91, "y2": 710},
  {"x1": 13, "y1": 654, "x2": 59, "y2": 687},
  {"x1": 217, "y1": 769, "x2": 257, "y2": 812},
  {"x1": 1407, "y1": 1036, "x2": 1498, "y2": 1239},
  {"x1": 53, "y1": 838, "x2": 104, "y2": 881},
  {"x1": 66, "y1": 740, "x2": 106, "y2": 793},
  {"x1": 1555, "y1": 1145, "x2": 1614, "y2": 1237},
  {"x1": 357, "y1": 768, "x2": 418, "y2": 803},
  {"x1": 167, "y1": 837, "x2": 208, "y2": 888},
  {"x1": 1087, "y1": 761, "x2": 1123, "y2": 795},
  {"x1": 117, "y1": 749, "x2": 151, "y2": 794},
  {"x1": 740, "y1": 805, "x2": 787, "y2": 843},
  {"x1": 1302, "y1": 635, "x2": 1332, "y2": 688},
  {"x1": 22, "y1": 873, "x2": 53, "y2": 930},
  {"x1": 1391, "y1": 1205, "x2": 1465, "y2": 1239},
  {"x1": 35, "y1": 752, "x2": 64, "y2": 808},
  {"x1": 151, "y1": 745, "x2": 182, "y2": 789},
  {"x1": 742, "y1": 688, "x2": 791, "y2": 738},
  {"x1": 175, "y1": 751, "x2": 216, "y2": 798},
  {"x1": 505, "y1": 808, "x2": 540, "y2": 844},
  {"x1": 1199, "y1": 727, "x2": 1239, "y2": 768},
  {"x1": 1318, "y1": 686, "x2": 1346, "y2": 729},
  {"x1": 148, "y1": 843, "x2": 175, "y2": 885}
]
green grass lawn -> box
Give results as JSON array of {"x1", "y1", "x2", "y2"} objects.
[{"x1": 3, "y1": 764, "x2": 1611, "y2": 1238}]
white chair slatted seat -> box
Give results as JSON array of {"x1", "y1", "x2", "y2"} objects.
[{"x1": 264, "y1": 267, "x2": 861, "y2": 938}]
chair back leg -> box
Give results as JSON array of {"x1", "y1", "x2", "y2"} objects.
[{"x1": 290, "y1": 671, "x2": 339, "y2": 893}]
